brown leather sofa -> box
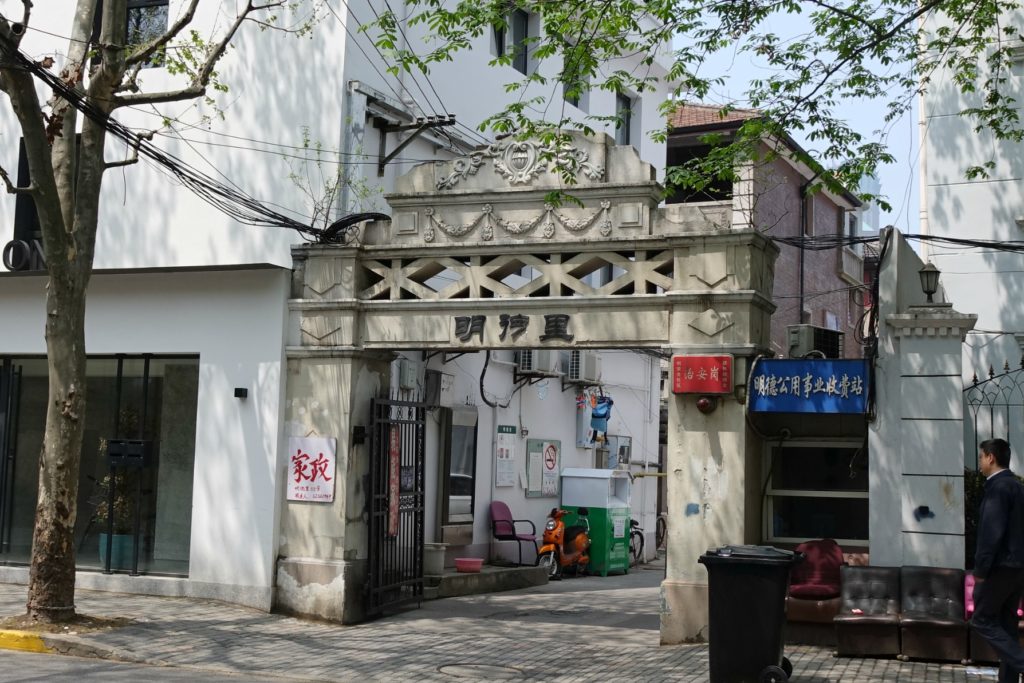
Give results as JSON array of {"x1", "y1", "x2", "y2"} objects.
[
  {"x1": 834, "y1": 565, "x2": 901, "y2": 657},
  {"x1": 898, "y1": 566, "x2": 968, "y2": 663}
]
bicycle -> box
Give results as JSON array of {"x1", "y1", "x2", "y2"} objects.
[
  {"x1": 655, "y1": 513, "x2": 667, "y2": 550},
  {"x1": 629, "y1": 518, "x2": 645, "y2": 567}
]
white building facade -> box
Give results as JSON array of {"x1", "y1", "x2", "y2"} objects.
[{"x1": 0, "y1": 1, "x2": 671, "y2": 612}]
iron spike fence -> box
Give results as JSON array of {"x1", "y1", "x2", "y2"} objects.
[{"x1": 964, "y1": 356, "x2": 1024, "y2": 454}]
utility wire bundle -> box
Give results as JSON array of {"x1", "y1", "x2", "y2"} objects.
[{"x1": 0, "y1": 27, "x2": 370, "y2": 243}]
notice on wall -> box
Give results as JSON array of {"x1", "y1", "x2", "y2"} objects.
[
  {"x1": 526, "y1": 439, "x2": 560, "y2": 498},
  {"x1": 287, "y1": 436, "x2": 337, "y2": 502},
  {"x1": 495, "y1": 425, "x2": 517, "y2": 488},
  {"x1": 528, "y1": 450, "x2": 543, "y2": 493}
]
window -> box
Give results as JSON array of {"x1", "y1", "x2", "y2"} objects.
[
  {"x1": 127, "y1": 0, "x2": 169, "y2": 50},
  {"x1": 492, "y1": 11, "x2": 530, "y2": 71},
  {"x1": 615, "y1": 92, "x2": 633, "y2": 146},
  {"x1": 0, "y1": 355, "x2": 200, "y2": 575},
  {"x1": 91, "y1": 1, "x2": 169, "y2": 68},
  {"x1": 766, "y1": 443, "x2": 868, "y2": 545},
  {"x1": 440, "y1": 408, "x2": 478, "y2": 524},
  {"x1": 562, "y1": 48, "x2": 587, "y2": 110}
]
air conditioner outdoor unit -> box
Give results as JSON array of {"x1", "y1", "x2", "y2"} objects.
[
  {"x1": 567, "y1": 350, "x2": 602, "y2": 383},
  {"x1": 787, "y1": 324, "x2": 844, "y2": 359},
  {"x1": 516, "y1": 349, "x2": 559, "y2": 374}
]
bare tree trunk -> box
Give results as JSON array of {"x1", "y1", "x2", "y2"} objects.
[{"x1": 26, "y1": 275, "x2": 87, "y2": 623}]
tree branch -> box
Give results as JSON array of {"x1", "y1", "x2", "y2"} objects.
[
  {"x1": 0, "y1": 162, "x2": 35, "y2": 194},
  {"x1": 113, "y1": 84, "x2": 204, "y2": 106},
  {"x1": 800, "y1": 0, "x2": 884, "y2": 40},
  {"x1": 103, "y1": 131, "x2": 153, "y2": 170},
  {"x1": 114, "y1": 1, "x2": 282, "y2": 109}
]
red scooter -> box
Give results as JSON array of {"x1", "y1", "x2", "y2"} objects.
[{"x1": 538, "y1": 507, "x2": 591, "y2": 579}]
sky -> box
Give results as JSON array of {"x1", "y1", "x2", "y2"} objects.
[{"x1": 672, "y1": 16, "x2": 923, "y2": 235}]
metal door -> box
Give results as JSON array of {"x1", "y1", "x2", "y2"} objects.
[{"x1": 365, "y1": 394, "x2": 427, "y2": 616}]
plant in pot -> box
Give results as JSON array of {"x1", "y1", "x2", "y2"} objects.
[{"x1": 94, "y1": 468, "x2": 136, "y2": 570}]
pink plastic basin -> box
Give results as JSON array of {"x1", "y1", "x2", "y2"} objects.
[{"x1": 455, "y1": 557, "x2": 483, "y2": 573}]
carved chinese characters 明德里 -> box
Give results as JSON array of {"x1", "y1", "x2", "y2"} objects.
[{"x1": 453, "y1": 314, "x2": 572, "y2": 344}]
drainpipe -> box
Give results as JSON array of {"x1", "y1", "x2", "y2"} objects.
[
  {"x1": 798, "y1": 172, "x2": 823, "y2": 323},
  {"x1": 798, "y1": 180, "x2": 810, "y2": 323}
]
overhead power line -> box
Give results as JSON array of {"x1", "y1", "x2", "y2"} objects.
[{"x1": 0, "y1": 26, "x2": 384, "y2": 242}]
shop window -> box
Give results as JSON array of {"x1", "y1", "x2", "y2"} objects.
[
  {"x1": 766, "y1": 443, "x2": 868, "y2": 545},
  {"x1": 0, "y1": 355, "x2": 199, "y2": 575},
  {"x1": 440, "y1": 408, "x2": 478, "y2": 525}
]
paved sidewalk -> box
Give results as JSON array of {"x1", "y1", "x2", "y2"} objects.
[{"x1": 0, "y1": 564, "x2": 1004, "y2": 682}]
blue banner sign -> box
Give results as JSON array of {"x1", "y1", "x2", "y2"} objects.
[{"x1": 749, "y1": 359, "x2": 869, "y2": 414}]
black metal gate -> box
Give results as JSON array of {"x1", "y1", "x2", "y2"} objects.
[
  {"x1": 365, "y1": 394, "x2": 427, "y2": 616},
  {"x1": 964, "y1": 359, "x2": 1024, "y2": 451}
]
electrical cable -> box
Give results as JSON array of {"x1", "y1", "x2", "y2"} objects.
[{"x1": 0, "y1": 27, "x2": 384, "y2": 243}]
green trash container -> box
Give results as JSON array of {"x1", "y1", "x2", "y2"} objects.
[{"x1": 560, "y1": 468, "x2": 631, "y2": 576}]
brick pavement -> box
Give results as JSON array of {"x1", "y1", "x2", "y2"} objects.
[{"x1": 0, "y1": 567, "x2": 1004, "y2": 682}]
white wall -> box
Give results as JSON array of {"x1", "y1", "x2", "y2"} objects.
[
  {"x1": 922, "y1": 20, "x2": 1024, "y2": 374},
  {"x1": 0, "y1": 267, "x2": 289, "y2": 601}
]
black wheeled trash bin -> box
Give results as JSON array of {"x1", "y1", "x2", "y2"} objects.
[{"x1": 698, "y1": 545, "x2": 804, "y2": 683}]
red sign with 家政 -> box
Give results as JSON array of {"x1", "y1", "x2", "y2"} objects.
[{"x1": 672, "y1": 355, "x2": 733, "y2": 394}]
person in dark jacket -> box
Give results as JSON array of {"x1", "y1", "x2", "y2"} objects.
[{"x1": 972, "y1": 438, "x2": 1024, "y2": 683}]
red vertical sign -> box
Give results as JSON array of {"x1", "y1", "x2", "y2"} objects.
[{"x1": 388, "y1": 426, "x2": 400, "y2": 537}]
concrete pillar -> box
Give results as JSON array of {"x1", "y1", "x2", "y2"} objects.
[
  {"x1": 869, "y1": 229, "x2": 976, "y2": 568},
  {"x1": 661, "y1": 391, "x2": 763, "y2": 643},
  {"x1": 275, "y1": 245, "x2": 391, "y2": 623},
  {"x1": 659, "y1": 233, "x2": 777, "y2": 644},
  {"x1": 275, "y1": 352, "x2": 389, "y2": 623}
]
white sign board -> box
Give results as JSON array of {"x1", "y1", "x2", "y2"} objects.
[
  {"x1": 495, "y1": 425, "x2": 517, "y2": 488},
  {"x1": 287, "y1": 436, "x2": 337, "y2": 502}
]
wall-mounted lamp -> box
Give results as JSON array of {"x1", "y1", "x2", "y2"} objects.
[
  {"x1": 696, "y1": 396, "x2": 718, "y2": 414},
  {"x1": 233, "y1": 387, "x2": 248, "y2": 399},
  {"x1": 918, "y1": 262, "x2": 940, "y2": 304},
  {"x1": 913, "y1": 504, "x2": 935, "y2": 522}
]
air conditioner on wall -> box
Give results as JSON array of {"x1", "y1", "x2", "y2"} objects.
[
  {"x1": 516, "y1": 349, "x2": 559, "y2": 374},
  {"x1": 567, "y1": 350, "x2": 602, "y2": 383},
  {"x1": 787, "y1": 324, "x2": 844, "y2": 359}
]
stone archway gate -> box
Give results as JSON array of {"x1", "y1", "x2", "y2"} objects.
[{"x1": 275, "y1": 133, "x2": 778, "y2": 641}]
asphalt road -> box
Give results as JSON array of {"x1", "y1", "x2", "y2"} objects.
[{"x1": 0, "y1": 650, "x2": 286, "y2": 682}]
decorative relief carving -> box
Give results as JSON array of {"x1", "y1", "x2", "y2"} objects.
[
  {"x1": 422, "y1": 202, "x2": 614, "y2": 241},
  {"x1": 436, "y1": 139, "x2": 605, "y2": 190}
]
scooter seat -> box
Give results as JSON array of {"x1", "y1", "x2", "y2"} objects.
[{"x1": 564, "y1": 525, "x2": 587, "y2": 544}]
